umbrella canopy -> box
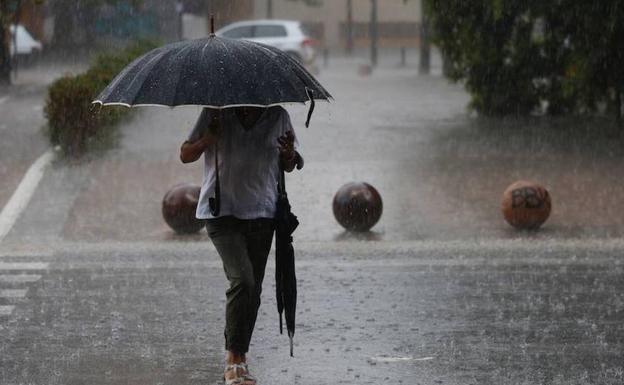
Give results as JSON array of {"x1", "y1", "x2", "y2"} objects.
[
  {"x1": 275, "y1": 170, "x2": 299, "y2": 357},
  {"x1": 92, "y1": 34, "x2": 331, "y2": 116}
]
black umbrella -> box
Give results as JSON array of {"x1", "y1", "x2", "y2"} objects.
[
  {"x1": 275, "y1": 169, "x2": 299, "y2": 357},
  {"x1": 93, "y1": 20, "x2": 331, "y2": 127}
]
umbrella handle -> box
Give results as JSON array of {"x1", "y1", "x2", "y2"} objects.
[
  {"x1": 209, "y1": 141, "x2": 220, "y2": 216},
  {"x1": 305, "y1": 88, "x2": 315, "y2": 128},
  {"x1": 279, "y1": 313, "x2": 283, "y2": 334}
]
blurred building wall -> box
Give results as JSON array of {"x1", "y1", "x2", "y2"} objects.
[
  {"x1": 206, "y1": 0, "x2": 254, "y2": 27},
  {"x1": 251, "y1": 0, "x2": 422, "y2": 49},
  {"x1": 16, "y1": 1, "x2": 45, "y2": 41},
  {"x1": 182, "y1": 13, "x2": 208, "y2": 40}
]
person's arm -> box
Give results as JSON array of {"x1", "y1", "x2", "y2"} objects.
[
  {"x1": 180, "y1": 109, "x2": 221, "y2": 164},
  {"x1": 179, "y1": 134, "x2": 217, "y2": 163}
]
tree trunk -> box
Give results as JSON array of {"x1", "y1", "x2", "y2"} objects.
[
  {"x1": 616, "y1": 90, "x2": 622, "y2": 124},
  {"x1": 81, "y1": 3, "x2": 97, "y2": 47},
  {"x1": 52, "y1": 1, "x2": 75, "y2": 48},
  {"x1": 0, "y1": 13, "x2": 10, "y2": 85}
]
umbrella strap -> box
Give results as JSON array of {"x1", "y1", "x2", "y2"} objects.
[
  {"x1": 278, "y1": 170, "x2": 286, "y2": 196},
  {"x1": 209, "y1": 142, "x2": 220, "y2": 216},
  {"x1": 305, "y1": 88, "x2": 315, "y2": 128}
]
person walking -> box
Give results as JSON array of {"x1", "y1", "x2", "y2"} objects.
[{"x1": 180, "y1": 106, "x2": 302, "y2": 385}]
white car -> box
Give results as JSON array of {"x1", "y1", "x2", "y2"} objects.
[
  {"x1": 216, "y1": 20, "x2": 317, "y2": 66},
  {"x1": 10, "y1": 24, "x2": 43, "y2": 58}
]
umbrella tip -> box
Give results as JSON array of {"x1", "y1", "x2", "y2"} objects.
[{"x1": 210, "y1": 14, "x2": 215, "y2": 36}]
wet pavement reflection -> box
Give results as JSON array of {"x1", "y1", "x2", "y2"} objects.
[{"x1": 1, "y1": 55, "x2": 623, "y2": 384}]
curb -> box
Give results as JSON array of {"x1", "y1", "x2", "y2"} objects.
[{"x1": 0, "y1": 149, "x2": 55, "y2": 243}]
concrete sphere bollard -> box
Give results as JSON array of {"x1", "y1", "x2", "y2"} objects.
[
  {"x1": 333, "y1": 182, "x2": 383, "y2": 232},
  {"x1": 162, "y1": 183, "x2": 205, "y2": 234},
  {"x1": 501, "y1": 180, "x2": 551, "y2": 230}
]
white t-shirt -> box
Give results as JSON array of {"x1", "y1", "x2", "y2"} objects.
[{"x1": 187, "y1": 106, "x2": 297, "y2": 220}]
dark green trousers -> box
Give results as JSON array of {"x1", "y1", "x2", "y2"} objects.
[{"x1": 206, "y1": 216, "x2": 275, "y2": 354}]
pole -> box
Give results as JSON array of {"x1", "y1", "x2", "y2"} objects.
[
  {"x1": 323, "y1": 47, "x2": 329, "y2": 68},
  {"x1": 267, "y1": 0, "x2": 273, "y2": 19},
  {"x1": 419, "y1": 0, "x2": 431, "y2": 75},
  {"x1": 346, "y1": 0, "x2": 353, "y2": 54},
  {"x1": 370, "y1": 0, "x2": 378, "y2": 67},
  {"x1": 400, "y1": 46, "x2": 406, "y2": 67}
]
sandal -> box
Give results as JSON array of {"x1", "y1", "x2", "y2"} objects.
[
  {"x1": 223, "y1": 363, "x2": 256, "y2": 385},
  {"x1": 238, "y1": 362, "x2": 257, "y2": 383}
]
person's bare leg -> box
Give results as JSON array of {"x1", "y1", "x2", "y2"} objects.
[
  {"x1": 224, "y1": 350, "x2": 249, "y2": 382},
  {"x1": 226, "y1": 350, "x2": 246, "y2": 364}
]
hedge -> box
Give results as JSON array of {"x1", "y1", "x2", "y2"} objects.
[
  {"x1": 427, "y1": 0, "x2": 624, "y2": 120},
  {"x1": 44, "y1": 39, "x2": 159, "y2": 158}
]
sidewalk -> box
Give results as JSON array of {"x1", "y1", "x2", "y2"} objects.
[
  {"x1": 4, "y1": 52, "x2": 624, "y2": 247},
  {"x1": 1, "y1": 52, "x2": 624, "y2": 385}
]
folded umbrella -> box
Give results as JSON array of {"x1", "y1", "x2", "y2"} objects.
[{"x1": 275, "y1": 169, "x2": 299, "y2": 357}]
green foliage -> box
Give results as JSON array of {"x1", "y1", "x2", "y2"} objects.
[
  {"x1": 427, "y1": 0, "x2": 624, "y2": 120},
  {"x1": 44, "y1": 39, "x2": 159, "y2": 158}
]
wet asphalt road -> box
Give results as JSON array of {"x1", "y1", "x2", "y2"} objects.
[
  {"x1": 1, "y1": 241, "x2": 623, "y2": 385},
  {"x1": 1, "y1": 51, "x2": 624, "y2": 384}
]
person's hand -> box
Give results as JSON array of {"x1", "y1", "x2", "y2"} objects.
[
  {"x1": 196, "y1": 114, "x2": 221, "y2": 148},
  {"x1": 206, "y1": 113, "x2": 222, "y2": 138},
  {"x1": 277, "y1": 130, "x2": 296, "y2": 161}
]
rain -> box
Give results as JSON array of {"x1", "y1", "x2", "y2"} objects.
[{"x1": 1, "y1": 1, "x2": 623, "y2": 384}]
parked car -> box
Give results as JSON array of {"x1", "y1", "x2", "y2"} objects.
[
  {"x1": 9, "y1": 24, "x2": 43, "y2": 60},
  {"x1": 216, "y1": 19, "x2": 318, "y2": 67}
]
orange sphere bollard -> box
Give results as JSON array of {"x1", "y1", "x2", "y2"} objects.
[
  {"x1": 162, "y1": 183, "x2": 205, "y2": 234},
  {"x1": 333, "y1": 182, "x2": 383, "y2": 232},
  {"x1": 501, "y1": 180, "x2": 551, "y2": 230}
]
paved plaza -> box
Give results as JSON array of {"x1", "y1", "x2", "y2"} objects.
[{"x1": 1, "y1": 52, "x2": 623, "y2": 384}]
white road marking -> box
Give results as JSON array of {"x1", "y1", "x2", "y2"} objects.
[
  {"x1": 0, "y1": 96, "x2": 8, "y2": 105},
  {"x1": 0, "y1": 274, "x2": 42, "y2": 283},
  {"x1": 369, "y1": 356, "x2": 435, "y2": 363},
  {"x1": 0, "y1": 250, "x2": 54, "y2": 259},
  {"x1": 0, "y1": 150, "x2": 55, "y2": 243},
  {"x1": 0, "y1": 289, "x2": 27, "y2": 298},
  {"x1": 0, "y1": 262, "x2": 49, "y2": 271},
  {"x1": 0, "y1": 306, "x2": 15, "y2": 316}
]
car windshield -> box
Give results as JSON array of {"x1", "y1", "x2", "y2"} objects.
[
  {"x1": 254, "y1": 24, "x2": 288, "y2": 38},
  {"x1": 221, "y1": 25, "x2": 254, "y2": 39}
]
